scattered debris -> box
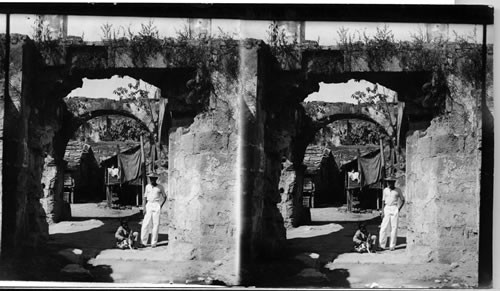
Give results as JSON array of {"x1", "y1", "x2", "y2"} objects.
[
  {"x1": 450, "y1": 262, "x2": 459, "y2": 269},
  {"x1": 57, "y1": 248, "x2": 83, "y2": 264},
  {"x1": 451, "y1": 283, "x2": 460, "y2": 288},
  {"x1": 309, "y1": 253, "x2": 320, "y2": 259},
  {"x1": 297, "y1": 268, "x2": 328, "y2": 282},
  {"x1": 434, "y1": 279, "x2": 441, "y2": 283},
  {"x1": 60, "y1": 263, "x2": 92, "y2": 279},
  {"x1": 369, "y1": 282, "x2": 380, "y2": 288}
]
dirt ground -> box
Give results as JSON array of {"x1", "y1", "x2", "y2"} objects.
[
  {"x1": 0, "y1": 203, "x2": 476, "y2": 288},
  {"x1": 252, "y1": 207, "x2": 476, "y2": 289}
]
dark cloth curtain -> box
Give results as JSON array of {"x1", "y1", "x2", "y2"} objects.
[
  {"x1": 118, "y1": 148, "x2": 143, "y2": 183},
  {"x1": 157, "y1": 98, "x2": 168, "y2": 145},
  {"x1": 359, "y1": 151, "x2": 383, "y2": 187}
]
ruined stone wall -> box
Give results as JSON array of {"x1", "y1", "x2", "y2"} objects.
[
  {"x1": 165, "y1": 63, "x2": 240, "y2": 285},
  {"x1": 1, "y1": 34, "x2": 25, "y2": 250},
  {"x1": 239, "y1": 40, "x2": 269, "y2": 279},
  {"x1": 0, "y1": 37, "x2": 72, "y2": 250},
  {"x1": 405, "y1": 75, "x2": 481, "y2": 279},
  {"x1": 278, "y1": 163, "x2": 306, "y2": 228}
]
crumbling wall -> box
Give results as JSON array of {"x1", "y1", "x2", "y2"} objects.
[
  {"x1": 1, "y1": 34, "x2": 25, "y2": 250},
  {"x1": 278, "y1": 162, "x2": 306, "y2": 228},
  {"x1": 0, "y1": 36, "x2": 74, "y2": 251},
  {"x1": 405, "y1": 74, "x2": 481, "y2": 280},
  {"x1": 165, "y1": 55, "x2": 240, "y2": 285},
  {"x1": 40, "y1": 156, "x2": 68, "y2": 224}
]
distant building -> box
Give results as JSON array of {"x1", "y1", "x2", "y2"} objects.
[
  {"x1": 63, "y1": 141, "x2": 102, "y2": 202},
  {"x1": 188, "y1": 18, "x2": 212, "y2": 38},
  {"x1": 277, "y1": 21, "x2": 305, "y2": 44},
  {"x1": 426, "y1": 23, "x2": 449, "y2": 41},
  {"x1": 302, "y1": 145, "x2": 342, "y2": 207},
  {"x1": 41, "y1": 15, "x2": 68, "y2": 40}
]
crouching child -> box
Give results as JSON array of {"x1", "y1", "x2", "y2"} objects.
[
  {"x1": 353, "y1": 223, "x2": 377, "y2": 253},
  {"x1": 115, "y1": 219, "x2": 139, "y2": 250}
]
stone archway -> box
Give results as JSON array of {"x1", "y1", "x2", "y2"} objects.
[
  {"x1": 304, "y1": 101, "x2": 395, "y2": 137},
  {"x1": 65, "y1": 97, "x2": 158, "y2": 135},
  {"x1": 2, "y1": 35, "x2": 244, "y2": 284}
]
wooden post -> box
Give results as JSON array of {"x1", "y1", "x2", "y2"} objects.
[
  {"x1": 356, "y1": 149, "x2": 362, "y2": 212},
  {"x1": 117, "y1": 145, "x2": 121, "y2": 187},
  {"x1": 136, "y1": 186, "x2": 139, "y2": 206},
  {"x1": 140, "y1": 136, "x2": 147, "y2": 210},
  {"x1": 390, "y1": 140, "x2": 395, "y2": 176},
  {"x1": 347, "y1": 190, "x2": 351, "y2": 212},
  {"x1": 104, "y1": 166, "x2": 108, "y2": 205},
  {"x1": 378, "y1": 138, "x2": 385, "y2": 210}
]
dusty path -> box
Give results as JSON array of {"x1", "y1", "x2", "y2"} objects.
[
  {"x1": 47, "y1": 203, "x2": 221, "y2": 285},
  {"x1": 1, "y1": 203, "x2": 476, "y2": 288},
  {"x1": 253, "y1": 206, "x2": 474, "y2": 288}
]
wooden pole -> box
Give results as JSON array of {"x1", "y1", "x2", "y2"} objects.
[
  {"x1": 117, "y1": 145, "x2": 121, "y2": 187},
  {"x1": 104, "y1": 166, "x2": 107, "y2": 203},
  {"x1": 136, "y1": 185, "x2": 139, "y2": 206},
  {"x1": 355, "y1": 149, "x2": 362, "y2": 212},
  {"x1": 390, "y1": 142, "x2": 395, "y2": 176},
  {"x1": 378, "y1": 138, "x2": 385, "y2": 210},
  {"x1": 140, "y1": 136, "x2": 146, "y2": 210}
]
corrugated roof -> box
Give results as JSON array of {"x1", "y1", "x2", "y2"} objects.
[
  {"x1": 329, "y1": 145, "x2": 380, "y2": 168},
  {"x1": 303, "y1": 145, "x2": 333, "y2": 174},
  {"x1": 85, "y1": 140, "x2": 141, "y2": 163},
  {"x1": 64, "y1": 141, "x2": 92, "y2": 169}
]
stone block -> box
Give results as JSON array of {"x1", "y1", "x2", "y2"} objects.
[
  {"x1": 68, "y1": 45, "x2": 108, "y2": 69},
  {"x1": 178, "y1": 132, "x2": 195, "y2": 154},
  {"x1": 60, "y1": 264, "x2": 93, "y2": 280},
  {"x1": 200, "y1": 203, "x2": 233, "y2": 225},
  {"x1": 57, "y1": 248, "x2": 83, "y2": 264},
  {"x1": 416, "y1": 136, "x2": 432, "y2": 156},
  {"x1": 194, "y1": 131, "x2": 228, "y2": 155},
  {"x1": 437, "y1": 156, "x2": 479, "y2": 183},
  {"x1": 199, "y1": 153, "x2": 233, "y2": 177},
  {"x1": 437, "y1": 181, "x2": 477, "y2": 204},
  {"x1": 429, "y1": 134, "x2": 463, "y2": 156}
]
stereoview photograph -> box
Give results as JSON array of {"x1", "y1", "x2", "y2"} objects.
[{"x1": 0, "y1": 3, "x2": 494, "y2": 289}]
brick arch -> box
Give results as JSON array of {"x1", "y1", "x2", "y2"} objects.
[
  {"x1": 65, "y1": 97, "x2": 159, "y2": 135},
  {"x1": 315, "y1": 112, "x2": 390, "y2": 136},
  {"x1": 303, "y1": 101, "x2": 397, "y2": 137}
]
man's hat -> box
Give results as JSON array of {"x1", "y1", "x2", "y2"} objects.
[{"x1": 147, "y1": 173, "x2": 159, "y2": 179}]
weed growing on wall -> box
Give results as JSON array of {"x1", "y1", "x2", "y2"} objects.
[
  {"x1": 100, "y1": 21, "x2": 240, "y2": 116},
  {"x1": 267, "y1": 21, "x2": 301, "y2": 70},
  {"x1": 31, "y1": 15, "x2": 67, "y2": 65},
  {"x1": 336, "y1": 25, "x2": 484, "y2": 119}
]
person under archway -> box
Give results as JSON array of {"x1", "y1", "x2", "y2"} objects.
[
  {"x1": 140, "y1": 173, "x2": 167, "y2": 248},
  {"x1": 353, "y1": 222, "x2": 377, "y2": 253},
  {"x1": 115, "y1": 219, "x2": 139, "y2": 250},
  {"x1": 379, "y1": 176, "x2": 405, "y2": 251}
]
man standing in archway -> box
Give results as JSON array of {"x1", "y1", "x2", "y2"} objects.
[
  {"x1": 379, "y1": 176, "x2": 405, "y2": 251},
  {"x1": 140, "y1": 173, "x2": 167, "y2": 248}
]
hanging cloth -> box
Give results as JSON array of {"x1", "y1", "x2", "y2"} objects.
[
  {"x1": 118, "y1": 147, "x2": 143, "y2": 183},
  {"x1": 157, "y1": 97, "x2": 169, "y2": 145},
  {"x1": 358, "y1": 150, "x2": 383, "y2": 187}
]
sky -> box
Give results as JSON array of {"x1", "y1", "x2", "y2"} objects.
[{"x1": 0, "y1": 14, "x2": 492, "y2": 102}]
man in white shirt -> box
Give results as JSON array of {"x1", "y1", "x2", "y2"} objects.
[
  {"x1": 379, "y1": 176, "x2": 405, "y2": 251},
  {"x1": 140, "y1": 173, "x2": 167, "y2": 248}
]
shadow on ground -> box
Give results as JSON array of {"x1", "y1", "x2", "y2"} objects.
[
  {"x1": 47, "y1": 212, "x2": 153, "y2": 282},
  {"x1": 0, "y1": 212, "x2": 155, "y2": 283},
  {"x1": 252, "y1": 216, "x2": 406, "y2": 288}
]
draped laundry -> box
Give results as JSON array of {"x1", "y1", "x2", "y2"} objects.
[
  {"x1": 118, "y1": 147, "x2": 143, "y2": 183},
  {"x1": 358, "y1": 150, "x2": 383, "y2": 187}
]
